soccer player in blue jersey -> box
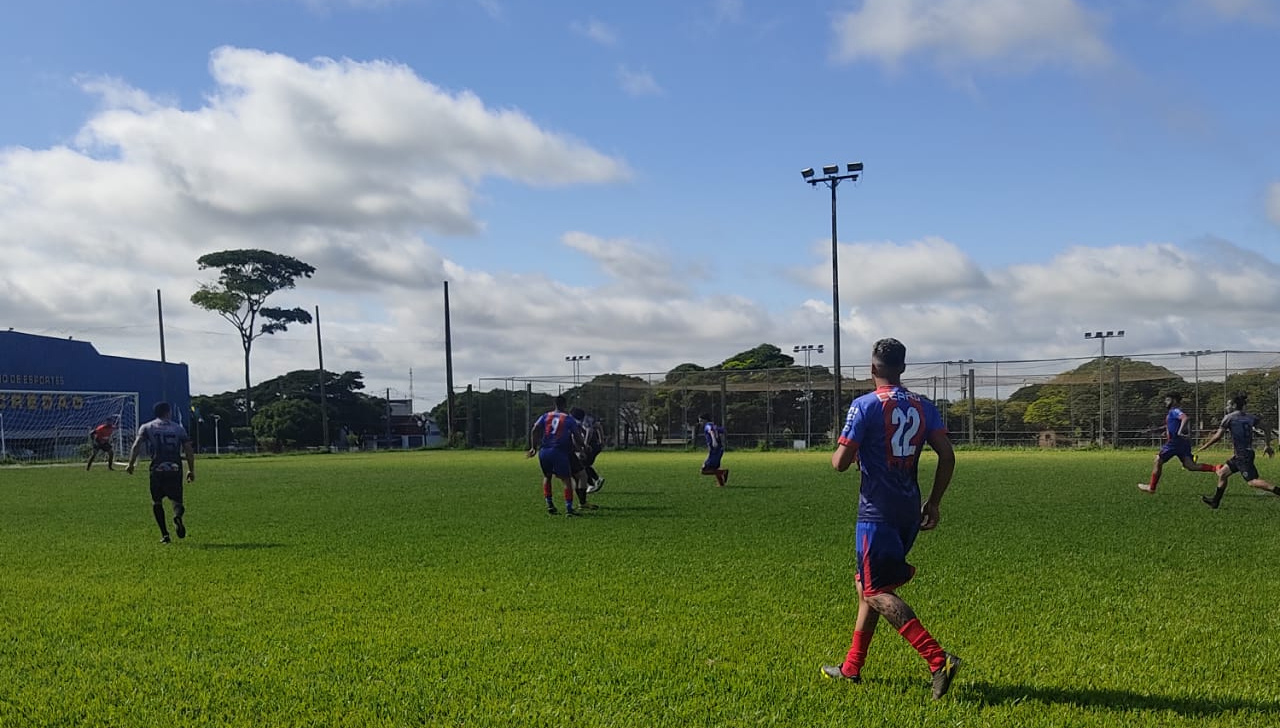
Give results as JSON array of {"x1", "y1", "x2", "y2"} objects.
[
  {"x1": 124, "y1": 402, "x2": 195, "y2": 544},
  {"x1": 821, "y1": 338, "x2": 961, "y2": 700},
  {"x1": 697, "y1": 414, "x2": 729, "y2": 486},
  {"x1": 1138, "y1": 391, "x2": 1218, "y2": 493},
  {"x1": 527, "y1": 396, "x2": 583, "y2": 516},
  {"x1": 1196, "y1": 393, "x2": 1280, "y2": 509}
]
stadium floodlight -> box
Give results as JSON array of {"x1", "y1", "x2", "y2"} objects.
[
  {"x1": 565, "y1": 354, "x2": 591, "y2": 387},
  {"x1": 793, "y1": 344, "x2": 825, "y2": 447},
  {"x1": 1084, "y1": 330, "x2": 1124, "y2": 446},
  {"x1": 1180, "y1": 349, "x2": 1213, "y2": 429},
  {"x1": 212, "y1": 413, "x2": 221, "y2": 455},
  {"x1": 800, "y1": 160, "x2": 864, "y2": 435}
]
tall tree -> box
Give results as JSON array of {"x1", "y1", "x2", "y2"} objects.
[{"x1": 190, "y1": 249, "x2": 316, "y2": 425}]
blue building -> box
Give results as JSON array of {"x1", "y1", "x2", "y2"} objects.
[{"x1": 0, "y1": 330, "x2": 190, "y2": 460}]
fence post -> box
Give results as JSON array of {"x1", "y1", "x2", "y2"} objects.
[
  {"x1": 465, "y1": 384, "x2": 475, "y2": 447},
  {"x1": 994, "y1": 360, "x2": 1000, "y2": 447},
  {"x1": 1112, "y1": 361, "x2": 1121, "y2": 448},
  {"x1": 524, "y1": 383, "x2": 532, "y2": 448},
  {"x1": 720, "y1": 374, "x2": 727, "y2": 430},
  {"x1": 968, "y1": 368, "x2": 976, "y2": 445}
]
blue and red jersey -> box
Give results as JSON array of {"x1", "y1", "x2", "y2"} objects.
[
  {"x1": 1166, "y1": 407, "x2": 1187, "y2": 441},
  {"x1": 702, "y1": 421, "x2": 725, "y2": 450},
  {"x1": 533, "y1": 410, "x2": 580, "y2": 452},
  {"x1": 839, "y1": 386, "x2": 946, "y2": 525}
]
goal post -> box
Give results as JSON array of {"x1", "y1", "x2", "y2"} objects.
[{"x1": 0, "y1": 391, "x2": 139, "y2": 463}]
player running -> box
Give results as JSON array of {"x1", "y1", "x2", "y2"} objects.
[
  {"x1": 125, "y1": 403, "x2": 195, "y2": 544},
  {"x1": 821, "y1": 338, "x2": 961, "y2": 700},
  {"x1": 86, "y1": 416, "x2": 118, "y2": 471},
  {"x1": 527, "y1": 396, "x2": 583, "y2": 516},
  {"x1": 1138, "y1": 391, "x2": 1218, "y2": 493},
  {"x1": 572, "y1": 407, "x2": 607, "y2": 494},
  {"x1": 1197, "y1": 393, "x2": 1280, "y2": 509},
  {"x1": 697, "y1": 414, "x2": 729, "y2": 486}
]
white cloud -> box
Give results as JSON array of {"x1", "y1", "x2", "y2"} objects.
[
  {"x1": 572, "y1": 18, "x2": 618, "y2": 46},
  {"x1": 562, "y1": 232, "x2": 689, "y2": 297},
  {"x1": 714, "y1": 0, "x2": 745, "y2": 24},
  {"x1": 831, "y1": 0, "x2": 1112, "y2": 71},
  {"x1": 1267, "y1": 182, "x2": 1280, "y2": 226},
  {"x1": 618, "y1": 65, "x2": 664, "y2": 97},
  {"x1": 799, "y1": 236, "x2": 990, "y2": 304}
]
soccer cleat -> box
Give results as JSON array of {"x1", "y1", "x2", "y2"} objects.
[
  {"x1": 931, "y1": 653, "x2": 962, "y2": 699},
  {"x1": 1137, "y1": 483, "x2": 1156, "y2": 494},
  {"x1": 160, "y1": 535, "x2": 171, "y2": 544},
  {"x1": 586, "y1": 478, "x2": 604, "y2": 494},
  {"x1": 578, "y1": 502, "x2": 599, "y2": 511},
  {"x1": 174, "y1": 516, "x2": 186, "y2": 539},
  {"x1": 547, "y1": 505, "x2": 558, "y2": 515},
  {"x1": 722, "y1": 469, "x2": 730, "y2": 485},
  {"x1": 820, "y1": 665, "x2": 861, "y2": 683},
  {"x1": 1201, "y1": 495, "x2": 1220, "y2": 509},
  {"x1": 565, "y1": 509, "x2": 580, "y2": 518}
]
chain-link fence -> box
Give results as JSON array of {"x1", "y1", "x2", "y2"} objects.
[{"x1": 453, "y1": 350, "x2": 1280, "y2": 450}]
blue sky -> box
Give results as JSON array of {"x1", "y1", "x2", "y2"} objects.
[{"x1": 2, "y1": 0, "x2": 1279, "y2": 403}]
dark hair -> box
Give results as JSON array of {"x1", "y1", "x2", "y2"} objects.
[
  {"x1": 1165, "y1": 392, "x2": 1182, "y2": 402},
  {"x1": 872, "y1": 338, "x2": 907, "y2": 373},
  {"x1": 153, "y1": 402, "x2": 171, "y2": 419},
  {"x1": 1231, "y1": 392, "x2": 1248, "y2": 410},
  {"x1": 554, "y1": 395, "x2": 567, "y2": 411},
  {"x1": 570, "y1": 407, "x2": 585, "y2": 419}
]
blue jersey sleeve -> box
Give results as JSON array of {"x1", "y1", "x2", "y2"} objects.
[
  {"x1": 923, "y1": 399, "x2": 945, "y2": 435},
  {"x1": 839, "y1": 398, "x2": 870, "y2": 447}
]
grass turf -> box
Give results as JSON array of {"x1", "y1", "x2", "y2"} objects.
[{"x1": 1, "y1": 450, "x2": 1277, "y2": 727}]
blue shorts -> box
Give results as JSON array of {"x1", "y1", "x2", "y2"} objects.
[
  {"x1": 1158, "y1": 438, "x2": 1192, "y2": 463},
  {"x1": 703, "y1": 447, "x2": 724, "y2": 470},
  {"x1": 539, "y1": 449, "x2": 571, "y2": 478},
  {"x1": 855, "y1": 520, "x2": 919, "y2": 597}
]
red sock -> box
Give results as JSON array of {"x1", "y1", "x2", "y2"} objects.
[
  {"x1": 898, "y1": 618, "x2": 946, "y2": 672},
  {"x1": 841, "y1": 629, "x2": 873, "y2": 677},
  {"x1": 543, "y1": 481, "x2": 552, "y2": 499},
  {"x1": 1198, "y1": 464, "x2": 1217, "y2": 472},
  {"x1": 563, "y1": 486, "x2": 574, "y2": 505},
  {"x1": 1148, "y1": 472, "x2": 1159, "y2": 488}
]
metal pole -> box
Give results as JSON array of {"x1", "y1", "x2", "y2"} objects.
[
  {"x1": 315, "y1": 305, "x2": 329, "y2": 450},
  {"x1": 1223, "y1": 351, "x2": 1229, "y2": 408},
  {"x1": 967, "y1": 368, "x2": 976, "y2": 444},
  {"x1": 1, "y1": 413, "x2": 5, "y2": 458},
  {"x1": 829, "y1": 180, "x2": 842, "y2": 436},
  {"x1": 443, "y1": 281, "x2": 455, "y2": 444},
  {"x1": 994, "y1": 360, "x2": 1000, "y2": 446},
  {"x1": 1099, "y1": 337, "x2": 1106, "y2": 445},
  {"x1": 213, "y1": 414, "x2": 220, "y2": 455},
  {"x1": 806, "y1": 349, "x2": 812, "y2": 447},
  {"x1": 157, "y1": 289, "x2": 169, "y2": 407},
  {"x1": 1193, "y1": 356, "x2": 1200, "y2": 431}
]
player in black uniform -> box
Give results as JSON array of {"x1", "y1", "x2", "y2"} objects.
[
  {"x1": 125, "y1": 402, "x2": 196, "y2": 543},
  {"x1": 1196, "y1": 393, "x2": 1279, "y2": 509}
]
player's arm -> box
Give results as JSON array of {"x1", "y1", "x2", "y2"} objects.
[
  {"x1": 1197, "y1": 428, "x2": 1225, "y2": 451},
  {"x1": 527, "y1": 419, "x2": 544, "y2": 457},
  {"x1": 920, "y1": 429, "x2": 955, "y2": 531},
  {"x1": 831, "y1": 440, "x2": 859, "y2": 472},
  {"x1": 184, "y1": 439, "x2": 196, "y2": 481},
  {"x1": 1177, "y1": 412, "x2": 1191, "y2": 438},
  {"x1": 125, "y1": 432, "x2": 144, "y2": 474},
  {"x1": 1259, "y1": 421, "x2": 1275, "y2": 457}
]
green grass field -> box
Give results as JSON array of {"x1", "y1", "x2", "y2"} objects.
[{"x1": 2, "y1": 450, "x2": 1278, "y2": 727}]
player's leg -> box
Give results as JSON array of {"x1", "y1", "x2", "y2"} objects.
[
  {"x1": 537, "y1": 452, "x2": 557, "y2": 514},
  {"x1": 1179, "y1": 454, "x2": 1217, "y2": 473},
  {"x1": 149, "y1": 474, "x2": 171, "y2": 543},
  {"x1": 105, "y1": 447, "x2": 115, "y2": 470},
  {"x1": 824, "y1": 586, "x2": 879, "y2": 682},
  {"x1": 169, "y1": 474, "x2": 187, "y2": 539},
  {"x1": 570, "y1": 453, "x2": 594, "y2": 510},
  {"x1": 557, "y1": 474, "x2": 577, "y2": 516},
  {"x1": 702, "y1": 448, "x2": 725, "y2": 486},
  {"x1": 86, "y1": 444, "x2": 97, "y2": 470},
  {"x1": 1238, "y1": 454, "x2": 1280, "y2": 495},
  {"x1": 1140, "y1": 450, "x2": 1170, "y2": 492},
  {"x1": 1202, "y1": 462, "x2": 1233, "y2": 509}
]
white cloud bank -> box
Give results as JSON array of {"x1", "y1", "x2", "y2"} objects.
[{"x1": 831, "y1": 0, "x2": 1112, "y2": 70}]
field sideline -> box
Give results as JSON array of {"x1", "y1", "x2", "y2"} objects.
[{"x1": 2, "y1": 449, "x2": 1277, "y2": 727}]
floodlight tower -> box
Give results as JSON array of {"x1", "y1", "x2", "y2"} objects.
[
  {"x1": 1180, "y1": 349, "x2": 1212, "y2": 431},
  {"x1": 801, "y1": 162, "x2": 863, "y2": 433},
  {"x1": 1084, "y1": 330, "x2": 1124, "y2": 445},
  {"x1": 793, "y1": 344, "x2": 824, "y2": 447},
  {"x1": 565, "y1": 354, "x2": 590, "y2": 387}
]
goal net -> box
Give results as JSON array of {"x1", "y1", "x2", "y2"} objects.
[{"x1": 0, "y1": 391, "x2": 139, "y2": 464}]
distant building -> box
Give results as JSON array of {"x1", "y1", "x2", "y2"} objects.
[
  {"x1": 370, "y1": 398, "x2": 445, "y2": 449},
  {"x1": 0, "y1": 330, "x2": 191, "y2": 460}
]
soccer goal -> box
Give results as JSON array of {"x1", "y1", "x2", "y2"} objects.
[{"x1": 0, "y1": 391, "x2": 139, "y2": 464}]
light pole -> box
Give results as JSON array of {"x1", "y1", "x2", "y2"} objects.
[
  {"x1": 1084, "y1": 330, "x2": 1124, "y2": 445},
  {"x1": 944, "y1": 359, "x2": 974, "y2": 440},
  {"x1": 212, "y1": 414, "x2": 221, "y2": 455},
  {"x1": 0, "y1": 413, "x2": 5, "y2": 458},
  {"x1": 793, "y1": 344, "x2": 824, "y2": 447},
  {"x1": 801, "y1": 161, "x2": 863, "y2": 434},
  {"x1": 565, "y1": 354, "x2": 590, "y2": 387},
  {"x1": 1180, "y1": 349, "x2": 1211, "y2": 432}
]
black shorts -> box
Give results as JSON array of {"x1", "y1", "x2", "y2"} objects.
[
  {"x1": 569, "y1": 451, "x2": 585, "y2": 476},
  {"x1": 1227, "y1": 452, "x2": 1259, "y2": 482},
  {"x1": 149, "y1": 470, "x2": 184, "y2": 504},
  {"x1": 92, "y1": 440, "x2": 112, "y2": 453},
  {"x1": 581, "y1": 445, "x2": 602, "y2": 467}
]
